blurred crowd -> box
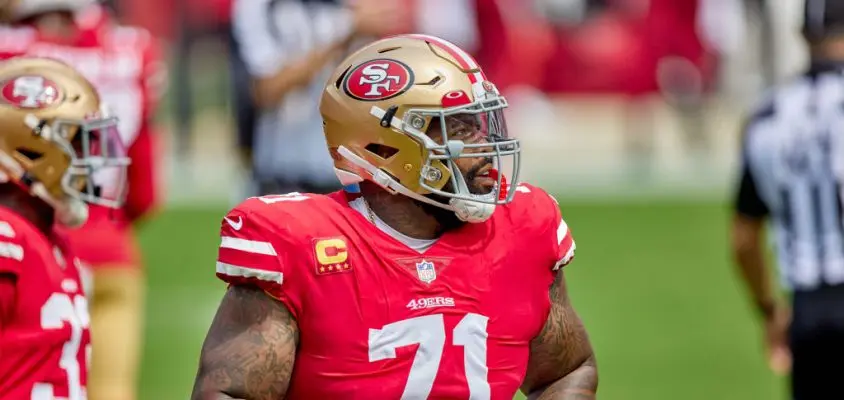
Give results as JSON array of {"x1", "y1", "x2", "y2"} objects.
[{"x1": 112, "y1": 0, "x2": 788, "y2": 200}]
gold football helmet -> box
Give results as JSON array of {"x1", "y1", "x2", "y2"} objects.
[
  {"x1": 320, "y1": 34, "x2": 520, "y2": 222},
  {"x1": 0, "y1": 57, "x2": 129, "y2": 227}
]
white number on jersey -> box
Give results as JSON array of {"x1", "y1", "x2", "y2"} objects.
[
  {"x1": 32, "y1": 293, "x2": 90, "y2": 400},
  {"x1": 368, "y1": 313, "x2": 490, "y2": 400}
]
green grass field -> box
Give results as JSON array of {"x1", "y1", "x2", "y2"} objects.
[{"x1": 135, "y1": 199, "x2": 788, "y2": 400}]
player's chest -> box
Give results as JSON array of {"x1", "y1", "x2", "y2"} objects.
[
  {"x1": 291, "y1": 244, "x2": 549, "y2": 399},
  {"x1": 306, "y1": 237, "x2": 546, "y2": 326},
  {"x1": 8, "y1": 245, "x2": 88, "y2": 346}
]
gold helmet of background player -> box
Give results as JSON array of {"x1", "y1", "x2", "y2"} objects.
[
  {"x1": 0, "y1": 57, "x2": 130, "y2": 227},
  {"x1": 320, "y1": 34, "x2": 520, "y2": 223}
]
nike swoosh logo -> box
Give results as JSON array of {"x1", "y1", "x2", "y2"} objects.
[{"x1": 224, "y1": 216, "x2": 243, "y2": 231}]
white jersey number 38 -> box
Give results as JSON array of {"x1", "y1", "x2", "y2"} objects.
[{"x1": 31, "y1": 293, "x2": 91, "y2": 400}]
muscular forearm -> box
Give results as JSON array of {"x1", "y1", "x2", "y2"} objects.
[
  {"x1": 190, "y1": 286, "x2": 298, "y2": 400},
  {"x1": 732, "y1": 217, "x2": 777, "y2": 317},
  {"x1": 735, "y1": 246, "x2": 776, "y2": 315},
  {"x1": 528, "y1": 356, "x2": 598, "y2": 400},
  {"x1": 252, "y1": 39, "x2": 350, "y2": 109}
]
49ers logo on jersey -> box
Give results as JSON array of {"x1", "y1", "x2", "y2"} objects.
[
  {"x1": 0, "y1": 76, "x2": 62, "y2": 109},
  {"x1": 344, "y1": 59, "x2": 414, "y2": 101}
]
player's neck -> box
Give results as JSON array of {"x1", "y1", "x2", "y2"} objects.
[
  {"x1": 29, "y1": 12, "x2": 80, "y2": 42},
  {"x1": 0, "y1": 184, "x2": 54, "y2": 236},
  {"x1": 359, "y1": 183, "x2": 443, "y2": 240}
]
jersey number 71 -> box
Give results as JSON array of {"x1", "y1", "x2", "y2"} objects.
[{"x1": 368, "y1": 313, "x2": 490, "y2": 400}]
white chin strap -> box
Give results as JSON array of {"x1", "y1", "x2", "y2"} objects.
[
  {"x1": 31, "y1": 183, "x2": 89, "y2": 228},
  {"x1": 449, "y1": 197, "x2": 496, "y2": 223},
  {"x1": 336, "y1": 146, "x2": 496, "y2": 223}
]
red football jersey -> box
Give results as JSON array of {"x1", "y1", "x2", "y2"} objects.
[
  {"x1": 0, "y1": 6, "x2": 165, "y2": 266},
  {"x1": 215, "y1": 184, "x2": 576, "y2": 399},
  {"x1": 0, "y1": 206, "x2": 91, "y2": 400}
]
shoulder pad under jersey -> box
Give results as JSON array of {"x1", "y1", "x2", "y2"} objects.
[{"x1": 504, "y1": 183, "x2": 576, "y2": 270}]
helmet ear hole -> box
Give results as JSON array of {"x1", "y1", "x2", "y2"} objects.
[
  {"x1": 364, "y1": 143, "x2": 399, "y2": 160},
  {"x1": 15, "y1": 148, "x2": 43, "y2": 162}
]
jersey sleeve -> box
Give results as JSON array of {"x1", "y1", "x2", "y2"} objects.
[
  {"x1": 518, "y1": 184, "x2": 577, "y2": 271},
  {"x1": 545, "y1": 193, "x2": 576, "y2": 270},
  {"x1": 215, "y1": 201, "x2": 301, "y2": 317},
  {"x1": 0, "y1": 221, "x2": 29, "y2": 277},
  {"x1": 734, "y1": 157, "x2": 769, "y2": 218},
  {"x1": 140, "y1": 32, "x2": 167, "y2": 118},
  {"x1": 121, "y1": 26, "x2": 164, "y2": 222},
  {"x1": 123, "y1": 121, "x2": 157, "y2": 222},
  {"x1": 733, "y1": 118, "x2": 770, "y2": 219}
]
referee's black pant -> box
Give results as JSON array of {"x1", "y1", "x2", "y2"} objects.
[{"x1": 791, "y1": 284, "x2": 844, "y2": 400}]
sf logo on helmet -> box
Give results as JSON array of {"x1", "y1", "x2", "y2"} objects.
[
  {"x1": 344, "y1": 59, "x2": 414, "y2": 101},
  {"x1": 1, "y1": 76, "x2": 61, "y2": 109}
]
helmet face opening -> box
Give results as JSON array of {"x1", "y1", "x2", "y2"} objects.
[
  {"x1": 402, "y1": 94, "x2": 521, "y2": 206},
  {"x1": 321, "y1": 34, "x2": 523, "y2": 218},
  {"x1": 55, "y1": 114, "x2": 130, "y2": 208}
]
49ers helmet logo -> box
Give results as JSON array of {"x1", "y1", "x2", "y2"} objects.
[
  {"x1": 0, "y1": 76, "x2": 62, "y2": 109},
  {"x1": 344, "y1": 59, "x2": 414, "y2": 101}
]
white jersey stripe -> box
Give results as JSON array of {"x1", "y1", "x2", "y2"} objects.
[
  {"x1": 0, "y1": 241, "x2": 23, "y2": 261},
  {"x1": 554, "y1": 242, "x2": 577, "y2": 271},
  {"x1": 556, "y1": 219, "x2": 569, "y2": 245},
  {"x1": 216, "y1": 262, "x2": 284, "y2": 285},
  {"x1": 0, "y1": 221, "x2": 16, "y2": 238},
  {"x1": 220, "y1": 236, "x2": 277, "y2": 256}
]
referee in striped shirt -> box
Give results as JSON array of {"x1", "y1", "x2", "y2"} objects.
[{"x1": 732, "y1": 1, "x2": 844, "y2": 398}]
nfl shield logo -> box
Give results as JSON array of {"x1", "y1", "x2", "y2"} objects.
[{"x1": 415, "y1": 260, "x2": 437, "y2": 283}]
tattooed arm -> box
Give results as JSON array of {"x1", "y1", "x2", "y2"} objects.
[
  {"x1": 521, "y1": 272, "x2": 598, "y2": 400},
  {"x1": 191, "y1": 285, "x2": 299, "y2": 400}
]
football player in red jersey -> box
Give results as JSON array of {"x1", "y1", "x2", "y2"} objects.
[
  {"x1": 0, "y1": 57, "x2": 129, "y2": 399},
  {"x1": 0, "y1": 2, "x2": 164, "y2": 399},
  {"x1": 192, "y1": 34, "x2": 598, "y2": 400}
]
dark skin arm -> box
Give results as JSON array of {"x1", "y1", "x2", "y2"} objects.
[
  {"x1": 521, "y1": 272, "x2": 598, "y2": 400},
  {"x1": 191, "y1": 285, "x2": 299, "y2": 400},
  {"x1": 251, "y1": 42, "x2": 349, "y2": 109},
  {"x1": 250, "y1": 0, "x2": 402, "y2": 109},
  {"x1": 731, "y1": 215, "x2": 778, "y2": 316},
  {"x1": 731, "y1": 214, "x2": 791, "y2": 374}
]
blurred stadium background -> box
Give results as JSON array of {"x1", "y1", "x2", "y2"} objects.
[{"x1": 113, "y1": 0, "x2": 809, "y2": 398}]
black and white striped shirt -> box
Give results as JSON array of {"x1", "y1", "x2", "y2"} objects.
[{"x1": 736, "y1": 62, "x2": 844, "y2": 290}]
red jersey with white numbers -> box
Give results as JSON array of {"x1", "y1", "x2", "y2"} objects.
[
  {"x1": 215, "y1": 184, "x2": 576, "y2": 399},
  {"x1": 0, "y1": 5, "x2": 164, "y2": 267},
  {"x1": 0, "y1": 206, "x2": 90, "y2": 400}
]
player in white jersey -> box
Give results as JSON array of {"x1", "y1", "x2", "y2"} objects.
[{"x1": 732, "y1": 1, "x2": 844, "y2": 398}]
